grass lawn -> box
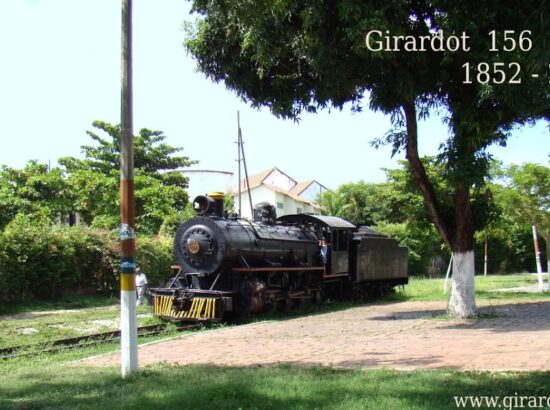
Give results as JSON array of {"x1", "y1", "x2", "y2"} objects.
[
  {"x1": 1, "y1": 274, "x2": 549, "y2": 409},
  {"x1": 391, "y1": 273, "x2": 550, "y2": 302},
  {"x1": 1, "y1": 364, "x2": 549, "y2": 410},
  {"x1": 0, "y1": 302, "x2": 166, "y2": 348}
]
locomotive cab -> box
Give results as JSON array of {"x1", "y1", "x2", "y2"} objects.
[
  {"x1": 326, "y1": 228, "x2": 351, "y2": 275},
  {"x1": 276, "y1": 214, "x2": 356, "y2": 276}
]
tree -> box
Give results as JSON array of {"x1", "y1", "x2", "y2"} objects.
[
  {"x1": 496, "y1": 163, "x2": 550, "y2": 273},
  {"x1": 60, "y1": 120, "x2": 195, "y2": 189},
  {"x1": 0, "y1": 161, "x2": 74, "y2": 229},
  {"x1": 318, "y1": 181, "x2": 386, "y2": 226},
  {"x1": 319, "y1": 161, "x2": 451, "y2": 275},
  {"x1": 185, "y1": 1, "x2": 549, "y2": 317},
  {"x1": 60, "y1": 121, "x2": 196, "y2": 235}
]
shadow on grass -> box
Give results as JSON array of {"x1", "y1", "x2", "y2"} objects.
[{"x1": 1, "y1": 364, "x2": 549, "y2": 410}]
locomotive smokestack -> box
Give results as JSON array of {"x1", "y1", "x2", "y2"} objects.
[
  {"x1": 208, "y1": 192, "x2": 225, "y2": 218},
  {"x1": 192, "y1": 192, "x2": 225, "y2": 218}
]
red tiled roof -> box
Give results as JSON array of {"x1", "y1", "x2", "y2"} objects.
[{"x1": 289, "y1": 180, "x2": 314, "y2": 196}]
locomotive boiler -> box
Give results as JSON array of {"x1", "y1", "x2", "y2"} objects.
[{"x1": 150, "y1": 192, "x2": 408, "y2": 322}]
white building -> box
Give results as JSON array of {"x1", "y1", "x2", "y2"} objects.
[{"x1": 233, "y1": 167, "x2": 327, "y2": 220}]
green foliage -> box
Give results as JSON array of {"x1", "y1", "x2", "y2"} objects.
[
  {"x1": 186, "y1": 0, "x2": 549, "y2": 256},
  {"x1": 66, "y1": 168, "x2": 119, "y2": 229},
  {"x1": 319, "y1": 161, "x2": 449, "y2": 275},
  {"x1": 0, "y1": 217, "x2": 176, "y2": 300},
  {"x1": 0, "y1": 121, "x2": 199, "y2": 300},
  {"x1": 2, "y1": 362, "x2": 550, "y2": 409},
  {"x1": 60, "y1": 121, "x2": 196, "y2": 187},
  {"x1": 319, "y1": 181, "x2": 386, "y2": 226},
  {"x1": 0, "y1": 162, "x2": 74, "y2": 230},
  {"x1": 186, "y1": 1, "x2": 549, "y2": 125},
  {"x1": 158, "y1": 203, "x2": 196, "y2": 237},
  {"x1": 224, "y1": 190, "x2": 236, "y2": 216},
  {"x1": 497, "y1": 163, "x2": 550, "y2": 233},
  {"x1": 475, "y1": 162, "x2": 550, "y2": 273},
  {"x1": 319, "y1": 159, "x2": 546, "y2": 275},
  {"x1": 60, "y1": 120, "x2": 196, "y2": 235},
  {"x1": 384, "y1": 158, "x2": 499, "y2": 236},
  {"x1": 474, "y1": 227, "x2": 537, "y2": 274},
  {"x1": 134, "y1": 235, "x2": 174, "y2": 287},
  {"x1": 383, "y1": 159, "x2": 452, "y2": 226},
  {"x1": 0, "y1": 216, "x2": 119, "y2": 300}
]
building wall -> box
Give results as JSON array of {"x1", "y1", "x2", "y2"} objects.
[
  {"x1": 300, "y1": 182, "x2": 326, "y2": 203},
  {"x1": 276, "y1": 192, "x2": 313, "y2": 217},
  {"x1": 234, "y1": 185, "x2": 276, "y2": 219},
  {"x1": 262, "y1": 169, "x2": 296, "y2": 191},
  {"x1": 234, "y1": 186, "x2": 317, "y2": 220}
]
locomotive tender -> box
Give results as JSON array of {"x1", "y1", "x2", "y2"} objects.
[{"x1": 150, "y1": 192, "x2": 408, "y2": 322}]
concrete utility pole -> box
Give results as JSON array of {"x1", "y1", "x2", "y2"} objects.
[
  {"x1": 120, "y1": 0, "x2": 138, "y2": 377},
  {"x1": 483, "y1": 236, "x2": 488, "y2": 276},
  {"x1": 532, "y1": 225, "x2": 544, "y2": 291}
]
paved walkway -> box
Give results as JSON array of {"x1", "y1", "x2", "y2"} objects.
[{"x1": 84, "y1": 299, "x2": 550, "y2": 371}]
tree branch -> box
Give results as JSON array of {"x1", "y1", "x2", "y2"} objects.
[{"x1": 402, "y1": 100, "x2": 453, "y2": 248}]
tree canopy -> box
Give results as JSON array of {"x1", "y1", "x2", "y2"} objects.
[
  {"x1": 186, "y1": 0, "x2": 548, "y2": 249},
  {"x1": 497, "y1": 163, "x2": 550, "y2": 232},
  {"x1": 0, "y1": 121, "x2": 196, "y2": 236},
  {"x1": 60, "y1": 120, "x2": 195, "y2": 190},
  {"x1": 59, "y1": 121, "x2": 196, "y2": 234},
  {"x1": 185, "y1": 0, "x2": 550, "y2": 317},
  {"x1": 0, "y1": 162, "x2": 73, "y2": 230}
]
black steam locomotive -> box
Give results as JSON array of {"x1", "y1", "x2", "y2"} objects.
[{"x1": 150, "y1": 192, "x2": 408, "y2": 322}]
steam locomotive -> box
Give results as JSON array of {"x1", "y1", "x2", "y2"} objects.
[{"x1": 150, "y1": 192, "x2": 408, "y2": 322}]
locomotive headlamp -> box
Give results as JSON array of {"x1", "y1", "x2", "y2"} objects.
[{"x1": 187, "y1": 239, "x2": 200, "y2": 254}]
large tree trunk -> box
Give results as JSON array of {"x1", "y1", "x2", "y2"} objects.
[
  {"x1": 447, "y1": 186, "x2": 477, "y2": 317},
  {"x1": 447, "y1": 251, "x2": 477, "y2": 317},
  {"x1": 403, "y1": 101, "x2": 478, "y2": 318}
]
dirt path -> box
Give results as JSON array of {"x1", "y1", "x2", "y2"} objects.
[{"x1": 83, "y1": 299, "x2": 550, "y2": 371}]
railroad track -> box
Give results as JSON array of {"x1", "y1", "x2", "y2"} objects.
[{"x1": 0, "y1": 323, "x2": 200, "y2": 360}]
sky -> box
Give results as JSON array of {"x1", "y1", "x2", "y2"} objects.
[{"x1": 0, "y1": 0, "x2": 548, "y2": 195}]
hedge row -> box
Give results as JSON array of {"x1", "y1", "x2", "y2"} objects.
[{"x1": 0, "y1": 215, "x2": 174, "y2": 301}]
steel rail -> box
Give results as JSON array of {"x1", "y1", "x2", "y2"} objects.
[{"x1": 0, "y1": 323, "x2": 199, "y2": 360}]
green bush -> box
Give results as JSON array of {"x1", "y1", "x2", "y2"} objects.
[
  {"x1": 135, "y1": 235, "x2": 174, "y2": 287},
  {"x1": 0, "y1": 215, "x2": 176, "y2": 301},
  {"x1": 0, "y1": 215, "x2": 120, "y2": 300}
]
